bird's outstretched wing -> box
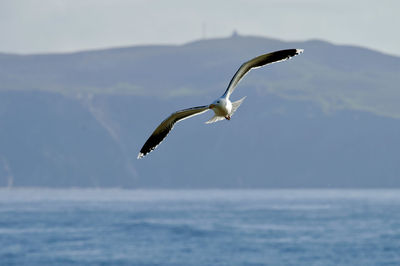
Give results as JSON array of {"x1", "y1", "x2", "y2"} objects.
[
  {"x1": 138, "y1": 105, "x2": 209, "y2": 159},
  {"x1": 222, "y1": 49, "x2": 304, "y2": 98}
]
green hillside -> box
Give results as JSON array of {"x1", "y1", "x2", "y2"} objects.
[{"x1": 1, "y1": 35, "x2": 400, "y2": 188}]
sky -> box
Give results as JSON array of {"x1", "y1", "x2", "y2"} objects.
[{"x1": 0, "y1": 0, "x2": 399, "y2": 56}]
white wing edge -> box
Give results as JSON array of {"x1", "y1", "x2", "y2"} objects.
[
  {"x1": 137, "y1": 105, "x2": 209, "y2": 159},
  {"x1": 223, "y1": 48, "x2": 304, "y2": 98}
]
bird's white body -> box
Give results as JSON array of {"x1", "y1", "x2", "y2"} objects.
[
  {"x1": 137, "y1": 49, "x2": 304, "y2": 158},
  {"x1": 209, "y1": 98, "x2": 232, "y2": 120},
  {"x1": 206, "y1": 96, "x2": 247, "y2": 124},
  {"x1": 213, "y1": 98, "x2": 232, "y2": 116}
]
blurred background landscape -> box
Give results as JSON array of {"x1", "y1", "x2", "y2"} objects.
[
  {"x1": 1, "y1": 33, "x2": 400, "y2": 188},
  {"x1": 2, "y1": 1, "x2": 400, "y2": 265},
  {"x1": 1, "y1": 0, "x2": 400, "y2": 188}
]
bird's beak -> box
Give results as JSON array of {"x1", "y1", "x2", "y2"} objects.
[{"x1": 209, "y1": 104, "x2": 215, "y2": 109}]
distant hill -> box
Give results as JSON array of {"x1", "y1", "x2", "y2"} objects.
[{"x1": 1, "y1": 34, "x2": 400, "y2": 188}]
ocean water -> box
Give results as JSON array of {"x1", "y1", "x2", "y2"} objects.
[{"x1": 0, "y1": 189, "x2": 399, "y2": 266}]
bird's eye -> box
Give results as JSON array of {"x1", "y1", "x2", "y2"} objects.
[{"x1": 217, "y1": 101, "x2": 220, "y2": 103}]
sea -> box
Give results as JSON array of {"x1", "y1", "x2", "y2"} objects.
[{"x1": 0, "y1": 189, "x2": 399, "y2": 266}]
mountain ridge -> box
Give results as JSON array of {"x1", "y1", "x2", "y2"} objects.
[{"x1": 1, "y1": 35, "x2": 400, "y2": 188}]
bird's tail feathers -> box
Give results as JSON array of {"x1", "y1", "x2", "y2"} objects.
[
  {"x1": 231, "y1": 96, "x2": 246, "y2": 116},
  {"x1": 205, "y1": 115, "x2": 225, "y2": 124}
]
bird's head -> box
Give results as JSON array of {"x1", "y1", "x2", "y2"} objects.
[{"x1": 209, "y1": 98, "x2": 225, "y2": 110}]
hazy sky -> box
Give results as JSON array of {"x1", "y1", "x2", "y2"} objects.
[{"x1": 1, "y1": 0, "x2": 399, "y2": 55}]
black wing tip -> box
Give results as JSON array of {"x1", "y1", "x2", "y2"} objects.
[
  {"x1": 137, "y1": 134, "x2": 167, "y2": 159},
  {"x1": 137, "y1": 145, "x2": 158, "y2": 159},
  {"x1": 280, "y1": 48, "x2": 304, "y2": 57},
  {"x1": 282, "y1": 48, "x2": 304, "y2": 61},
  {"x1": 285, "y1": 48, "x2": 304, "y2": 57},
  {"x1": 137, "y1": 147, "x2": 155, "y2": 159}
]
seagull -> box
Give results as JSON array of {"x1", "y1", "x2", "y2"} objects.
[{"x1": 137, "y1": 48, "x2": 304, "y2": 159}]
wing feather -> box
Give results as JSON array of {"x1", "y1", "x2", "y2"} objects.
[
  {"x1": 222, "y1": 49, "x2": 304, "y2": 98},
  {"x1": 137, "y1": 105, "x2": 209, "y2": 158}
]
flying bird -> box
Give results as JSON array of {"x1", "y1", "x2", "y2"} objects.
[{"x1": 137, "y1": 48, "x2": 304, "y2": 159}]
